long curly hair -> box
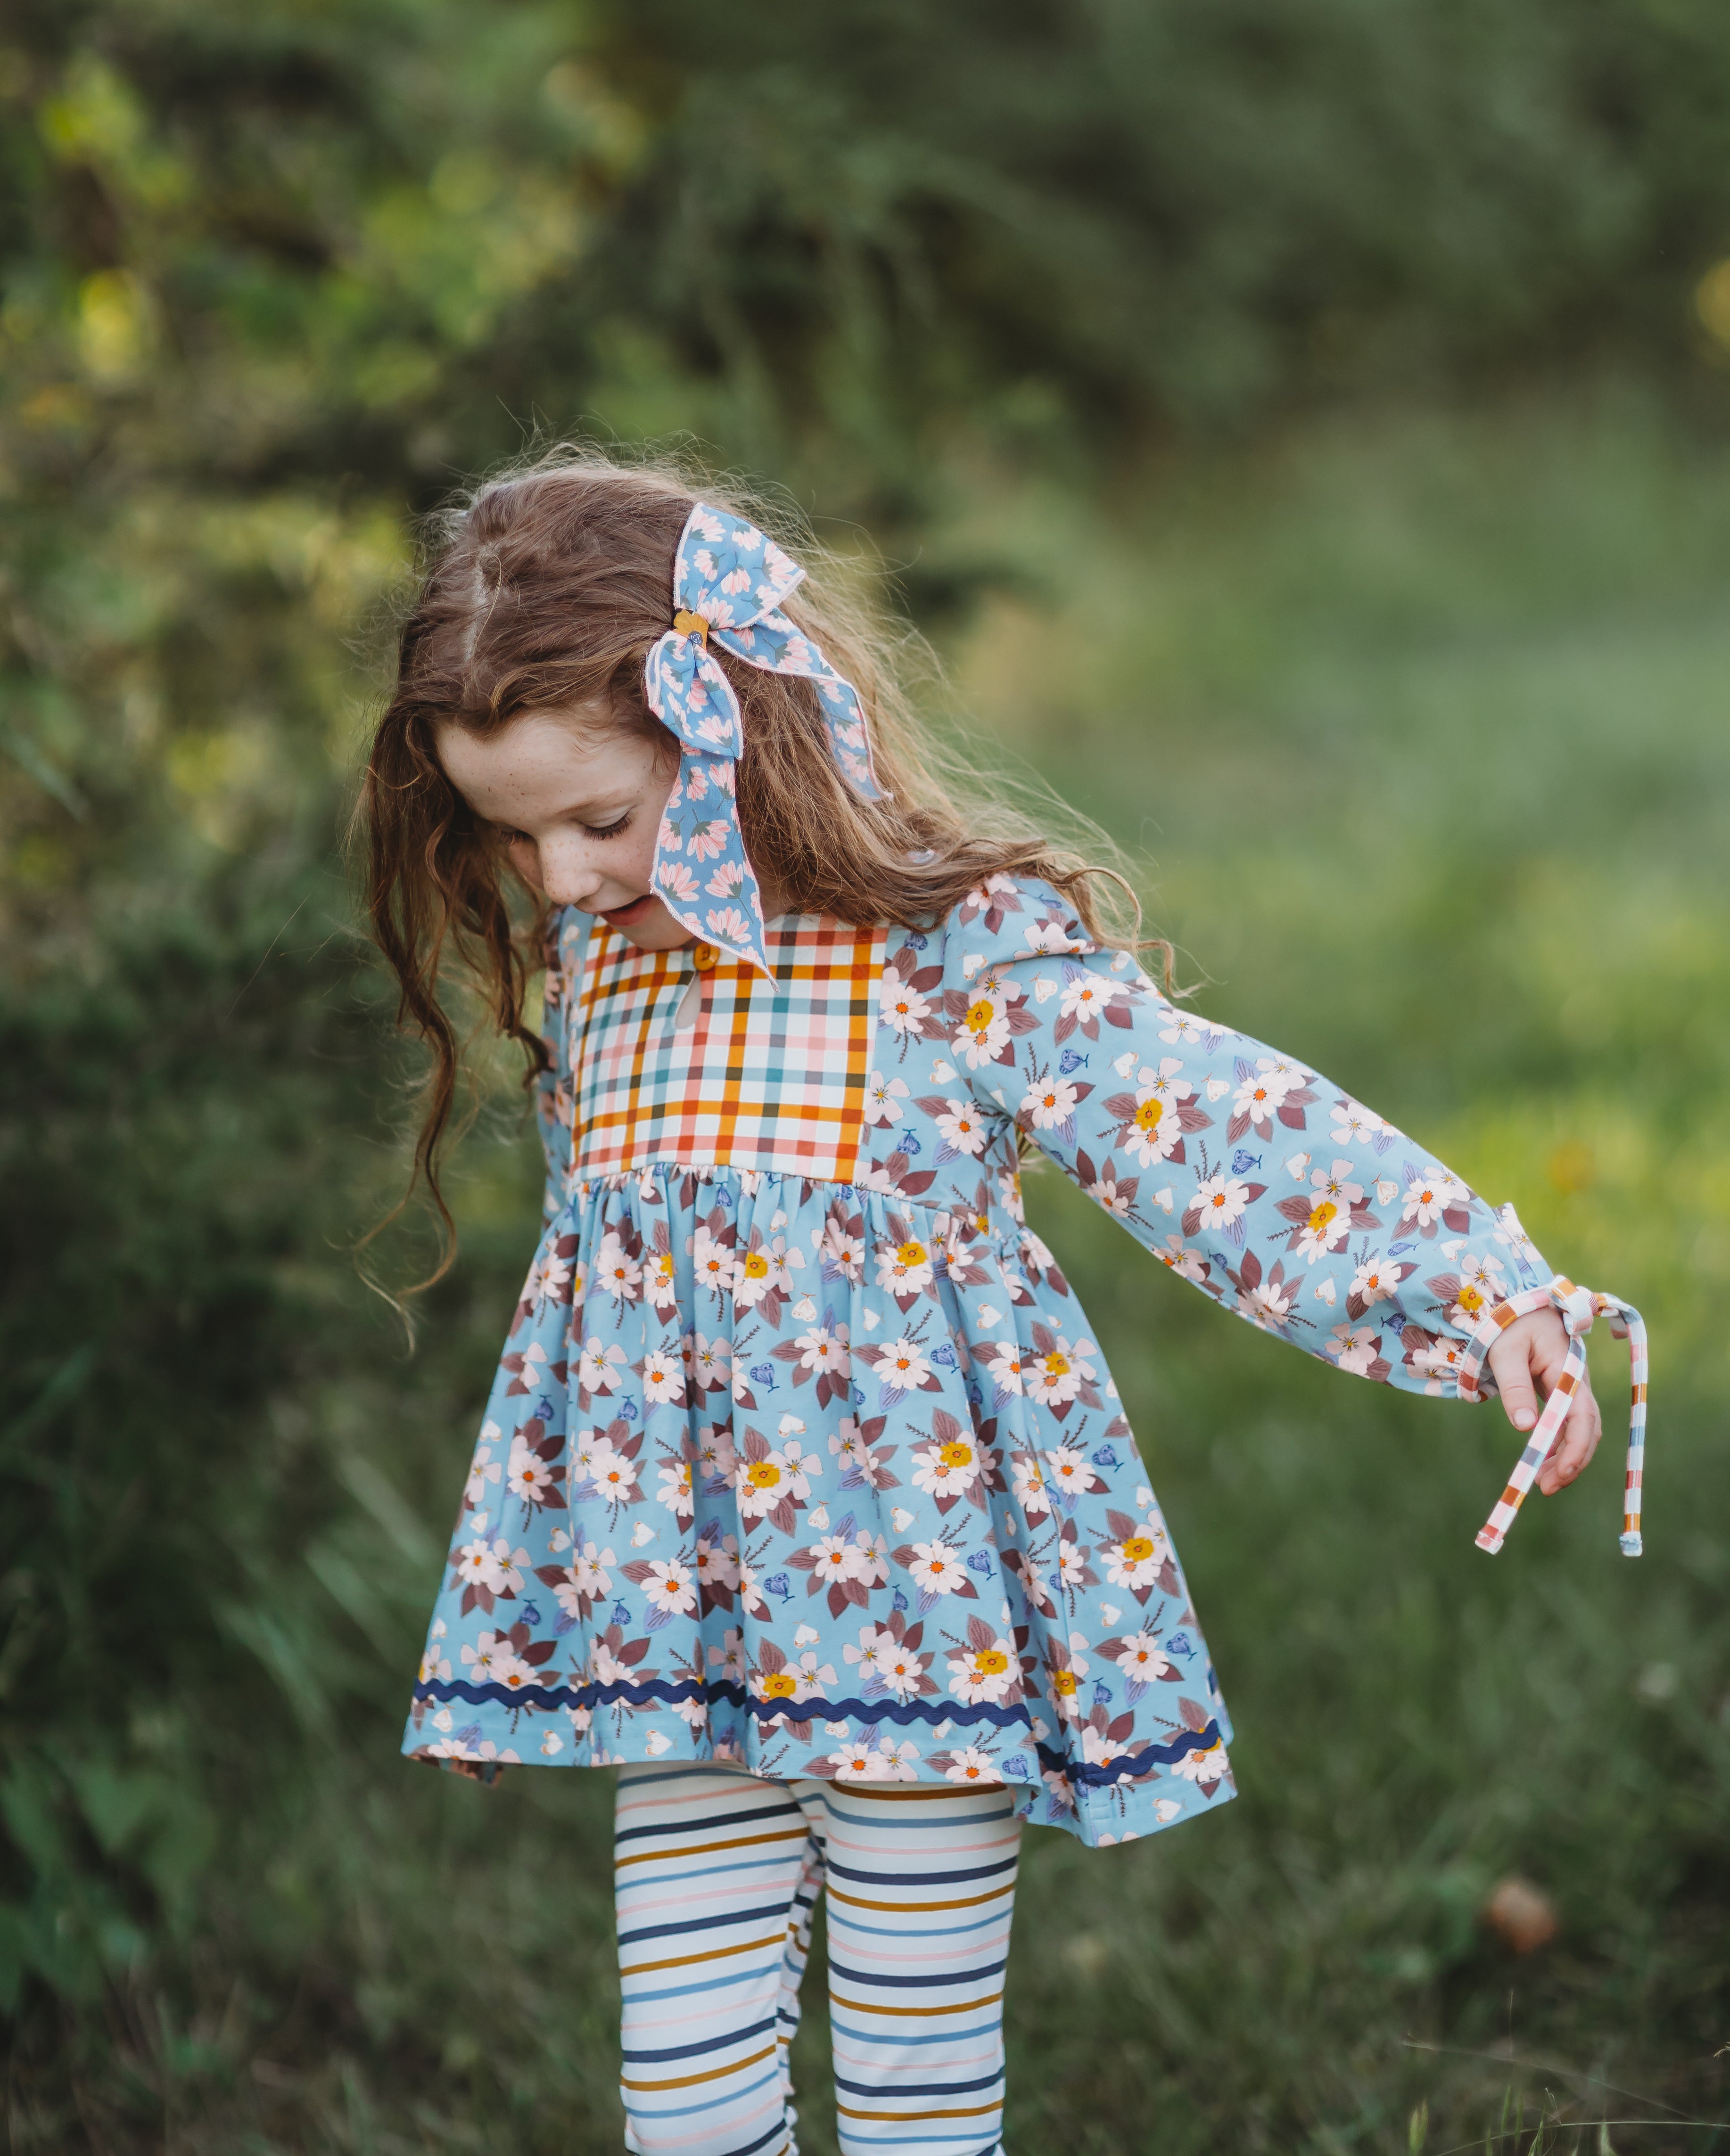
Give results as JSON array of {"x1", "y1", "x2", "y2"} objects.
[{"x1": 361, "y1": 447, "x2": 1153, "y2": 1285}]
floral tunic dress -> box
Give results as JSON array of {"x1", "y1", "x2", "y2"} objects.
[{"x1": 404, "y1": 874, "x2": 1554, "y2": 1846}]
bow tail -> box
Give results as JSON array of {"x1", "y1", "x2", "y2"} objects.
[
  {"x1": 650, "y1": 750, "x2": 773, "y2": 978},
  {"x1": 814, "y1": 672, "x2": 885, "y2": 801},
  {"x1": 715, "y1": 613, "x2": 885, "y2": 801}
]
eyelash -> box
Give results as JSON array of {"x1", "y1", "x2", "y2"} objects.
[{"x1": 501, "y1": 812, "x2": 633, "y2": 845}]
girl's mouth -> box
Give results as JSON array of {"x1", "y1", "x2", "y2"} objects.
[{"x1": 599, "y1": 893, "x2": 655, "y2": 927}]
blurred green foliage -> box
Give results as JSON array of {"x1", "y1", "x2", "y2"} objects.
[{"x1": 3, "y1": 3, "x2": 1730, "y2": 2149}]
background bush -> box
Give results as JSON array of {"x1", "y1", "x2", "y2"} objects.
[{"x1": 2, "y1": 5, "x2": 1729, "y2": 2148}]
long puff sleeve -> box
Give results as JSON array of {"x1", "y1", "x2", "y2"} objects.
[{"x1": 943, "y1": 876, "x2": 1556, "y2": 1402}]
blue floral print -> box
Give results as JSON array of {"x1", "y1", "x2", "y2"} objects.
[
  {"x1": 404, "y1": 874, "x2": 1558, "y2": 1847},
  {"x1": 644, "y1": 503, "x2": 882, "y2": 975}
]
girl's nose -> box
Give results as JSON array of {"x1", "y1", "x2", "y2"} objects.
[{"x1": 537, "y1": 837, "x2": 600, "y2": 907}]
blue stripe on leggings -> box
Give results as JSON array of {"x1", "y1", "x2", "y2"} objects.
[
  {"x1": 832, "y1": 2067, "x2": 1006, "y2": 2100},
  {"x1": 615, "y1": 1801, "x2": 804, "y2": 1847},
  {"x1": 824, "y1": 1852, "x2": 1021, "y2": 1889},
  {"x1": 618, "y1": 1895, "x2": 793, "y2": 1947},
  {"x1": 827, "y1": 1952, "x2": 1009, "y2": 1990},
  {"x1": 621, "y1": 2011, "x2": 777, "y2": 2064},
  {"x1": 626, "y1": 2063, "x2": 782, "y2": 2124},
  {"x1": 830, "y1": 1908, "x2": 1007, "y2": 1941},
  {"x1": 828, "y1": 2018, "x2": 995, "y2": 2049}
]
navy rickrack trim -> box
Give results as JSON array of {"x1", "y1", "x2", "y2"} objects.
[
  {"x1": 411, "y1": 1675, "x2": 1224, "y2": 1792},
  {"x1": 418, "y1": 1674, "x2": 1023, "y2": 1728},
  {"x1": 416, "y1": 1673, "x2": 1009, "y2": 1724}
]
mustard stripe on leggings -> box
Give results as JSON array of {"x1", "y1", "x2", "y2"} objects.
[{"x1": 614, "y1": 1764, "x2": 1022, "y2": 2156}]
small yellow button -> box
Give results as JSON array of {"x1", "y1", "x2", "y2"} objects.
[{"x1": 692, "y1": 942, "x2": 719, "y2": 973}]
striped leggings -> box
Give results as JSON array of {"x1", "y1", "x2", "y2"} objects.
[{"x1": 614, "y1": 1764, "x2": 1022, "y2": 2156}]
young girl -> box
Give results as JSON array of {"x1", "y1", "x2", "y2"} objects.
[{"x1": 363, "y1": 455, "x2": 1645, "y2": 2156}]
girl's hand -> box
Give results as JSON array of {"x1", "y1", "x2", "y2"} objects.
[{"x1": 1485, "y1": 1309, "x2": 1602, "y2": 1494}]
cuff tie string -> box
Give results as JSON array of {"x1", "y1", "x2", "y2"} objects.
[{"x1": 1458, "y1": 1277, "x2": 1648, "y2": 1557}]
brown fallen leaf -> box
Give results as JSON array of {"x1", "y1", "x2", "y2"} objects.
[{"x1": 1483, "y1": 1874, "x2": 1559, "y2": 1954}]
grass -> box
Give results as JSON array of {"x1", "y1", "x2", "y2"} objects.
[
  {"x1": 929, "y1": 379, "x2": 1730, "y2": 2155},
  {"x1": 22, "y1": 382, "x2": 1730, "y2": 2153}
]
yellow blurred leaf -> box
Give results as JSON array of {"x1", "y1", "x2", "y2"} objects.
[
  {"x1": 38, "y1": 52, "x2": 143, "y2": 165},
  {"x1": 1697, "y1": 260, "x2": 1730, "y2": 350},
  {"x1": 77, "y1": 269, "x2": 154, "y2": 385},
  {"x1": 1546, "y1": 1139, "x2": 1596, "y2": 1196}
]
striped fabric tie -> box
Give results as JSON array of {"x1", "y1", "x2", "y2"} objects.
[
  {"x1": 614, "y1": 1763, "x2": 1021, "y2": 2156},
  {"x1": 1458, "y1": 1278, "x2": 1649, "y2": 1557}
]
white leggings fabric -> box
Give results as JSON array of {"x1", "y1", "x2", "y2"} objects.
[{"x1": 614, "y1": 1764, "x2": 1022, "y2": 2156}]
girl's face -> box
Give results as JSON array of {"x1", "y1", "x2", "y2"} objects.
[{"x1": 436, "y1": 707, "x2": 691, "y2": 949}]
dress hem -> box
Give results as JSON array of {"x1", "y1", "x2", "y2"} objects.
[{"x1": 401, "y1": 1694, "x2": 1238, "y2": 1850}]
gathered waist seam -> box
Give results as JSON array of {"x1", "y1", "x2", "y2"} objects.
[{"x1": 552, "y1": 1160, "x2": 1031, "y2": 1249}]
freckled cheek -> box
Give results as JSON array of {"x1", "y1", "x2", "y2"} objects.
[
  {"x1": 623, "y1": 813, "x2": 664, "y2": 885},
  {"x1": 539, "y1": 833, "x2": 618, "y2": 902},
  {"x1": 532, "y1": 840, "x2": 584, "y2": 898},
  {"x1": 507, "y1": 837, "x2": 545, "y2": 888}
]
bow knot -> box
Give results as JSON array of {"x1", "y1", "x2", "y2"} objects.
[
  {"x1": 1549, "y1": 1277, "x2": 1598, "y2": 1338},
  {"x1": 642, "y1": 503, "x2": 884, "y2": 975}
]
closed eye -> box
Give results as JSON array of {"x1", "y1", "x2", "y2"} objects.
[{"x1": 495, "y1": 811, "x2": 633, "y2": 844}]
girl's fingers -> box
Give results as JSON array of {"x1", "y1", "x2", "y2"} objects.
[
  {"x1": 1524, "y1": 1312, "x2": 1600, "y2": 1493},
  {"x1": 1487, "y1": 1335, "x2": 1541, "y2": 1433},
  {"x1": 1537, "y1": 1377, "x2": 1602, "y2": 1494},
  {"x1": 1486, "y1": 1310, "x2": 1602, "y2": 1491}
]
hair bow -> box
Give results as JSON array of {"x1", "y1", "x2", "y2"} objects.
[{"x1": 643, "y1": 502, "x2": 883, "y2": 976}]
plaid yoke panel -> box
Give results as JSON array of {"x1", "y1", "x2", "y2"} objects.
[{"x1": 571, "y1": 915, "x2": 884, "y2": 1180}]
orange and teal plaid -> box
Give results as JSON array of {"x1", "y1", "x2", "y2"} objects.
[{"x1": 569, "y1": 914, "x2": 885, "y2": 1181}]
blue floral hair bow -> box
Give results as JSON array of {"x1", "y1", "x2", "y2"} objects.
[{"x1": 643, "y1": 502, "x2": 883, "y2": 976}]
